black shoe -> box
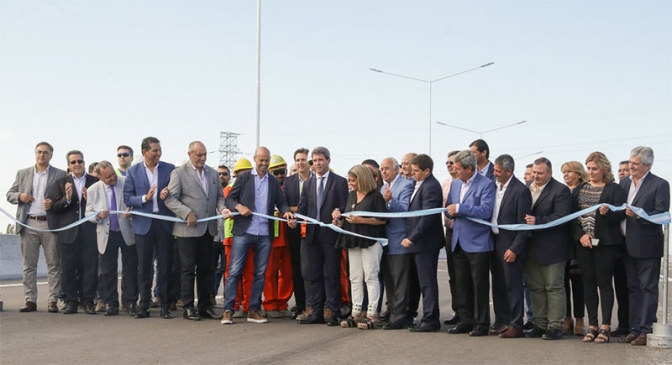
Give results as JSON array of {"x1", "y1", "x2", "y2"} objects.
[
  {"x1": 84, "y1": 304, "x2": 97, "y2": 315},
  {"x1": 523, "y1": 321, "x2": 534, "y2": 330},
  {"x1": 525, "y1": 326, "x2": 546, "y2": 338},
  {"x1": 183, "y1": 308, "x2": 200, "y2": 321},
  {"x1": 489, "y1": 323, "x2": 509, "y2": 335},
  {"x1": 298, "y1": 312, "x2": 325, "y2": 324},
  {"x1": 448, "y1": 324, "x2": 473, "y2": 334},
  {"x1": 409, "y1": 323, "x2": 440, "y2": 333},
  {"x1": 542, "y1": 328, "x2": 563, "y2": 340},
  {"x1": 63, "y1": 304, "x2": 78, "y2": 315},
  {"x1": 379, "y1": 309, "x2": 390, "y2": 323},
  {"x1": 443, "y1": 314, "x2": 460, "y2": 325},
  {"x1": 126, "y1": 304, "x2": 138, "y2": 317},
  {"x1": 134, "y1": 309, "x2": 150, "y2": 319},
  {"x1": 339, "y1": 304, "x2": 351, "y2": 319},
  {"x1": 199, "y1": 307, "x2": 218, "y2": 320},
  {"x1": 104, "y1": 304, "x2": 119, "y2": 316},
  {"x1": 382, "y1": 321, "x2": 409, "y2": 330},
  {"x1": 325, "y1": 315, "x2": 340, "y2": 327},
  {"x1": 469, "y1": 328, "x2": 489, "y2": 337},
  {"x1": 160, "y1": 309, "x2": 173, "y2": 319}
]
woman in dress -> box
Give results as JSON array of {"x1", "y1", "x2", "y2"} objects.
[
  {"x1": 571, "y1": 152, "x2": 626, "y2": 343},
  {"x1": 333, "y1": 165, "x2": 387, "y2": 329}
]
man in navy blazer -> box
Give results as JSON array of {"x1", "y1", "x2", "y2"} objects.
[
  {"x1": 402, "y1": 154, "x2": 444, "y2": 332},
  {"x1": 491, "y1": 154, "x2": 532, "y2": 338},
  {"x1": 523, "y1": 157, "x2": 572, "y2": 340},
  {"x1": 123, "y1": 137, "x2": 176, "y2": 318},
  {"x1": 294, "y1": 146, "x2": 348, "y2": 326},
  {"x1": 378, "y1": 157, "x2": 414, "y2": 330},
  {"x1": 469, "y1": 139, "x2": 495, "y2": 181},
  {"x1": 222, "y1": 147, "x2": 294, "y2": 324},
  {"x1": 445, "y1": 150, "x2": 495, "y2": 336},
  {"x1": 618, "y1": 146, "x2": 670, "y2": 346}
]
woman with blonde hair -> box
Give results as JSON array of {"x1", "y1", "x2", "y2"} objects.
[
  {"x1": 560, "y1": 161, "x2": 587, "y2": 336},
  {"x1": 571, "y1": 152, "x2": 626, "y2": 343},
  {"x1": 333, "y1": 165, "x2": 387, "y2": 329}
]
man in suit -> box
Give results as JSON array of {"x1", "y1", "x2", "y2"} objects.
[
  {"x1": 523, "y1": 157, "x2": 572, "y2": 340},
  {"x1": 124, "y1": 136, "x2": 176, "y2": 319},
  {"x1": 469, "y1": 139, "x2": 495, "y2": 181},
  {"x1": 490, "y1": 154, "x2": 532, "y2": 338},
  {"x1": 401, "y1": 154, "x2": 444, "y2": 332},
  {"x1": 85, "y1": 161, "x2": 138, "y2": 316},
  {"x1": 400, "y1": 153, "x2": 417, "y2": 180},
  {"x1": 618, "y1": 146, "x2": 670, "y2": 346},
  {"x1": 441, "y1": 150, "x2": 462, "y2": 326},
  {"x1": 221, "y1": 147, "x2": 294, "y2": 324},
  {"x1": 283, "y1": 148, "x2": 311, "y2": 319},
  {"x1": 165, "y1": 141, "x2": 230, "y2": 321},
  {"x1": 293, "y1": 146, "x2": 348, "y2": 326},
  {"x1": 6, "y1": 142, "x2": 67, "y2": 313},
  {"x1": 445, "y1": 150, "x2": 495, "y2": 337},
  {"x1": 49, "y1": 150, "x2": 99, "y2": 315},
  {"x1": 377, "y1": 157, "x2": 414, "y2": 330}
]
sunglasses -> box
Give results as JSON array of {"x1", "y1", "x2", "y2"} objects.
[
  {"x1": 117, "y1": 153, "x2": 131, "y2": 158},
  {"x1": 69, "y1": 160, "x2": 84, "y2": 165},
  {"x1": 218, "y1": 172, "x2": 230, "y2": 176},
  {"x1": 272, "y1": 168, "x2": 287, "y2": 176},
  {"x1": 445, "y1": 161, "x2": 454, "y2": 166}
]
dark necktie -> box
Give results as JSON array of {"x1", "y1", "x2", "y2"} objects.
[
  {"x1": 110, "y1": 186, "x2": 120, "y2": 231},
  {"x1": 316, "y1": 177, "x2": 324, "y2": 218}
]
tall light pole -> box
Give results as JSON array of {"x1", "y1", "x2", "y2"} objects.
[
  {"x1": 436, "y1": 120, "x2": 527, "y2": 138},
  {"x1": 254, "y1": 0, "x2": 262, "y2": 149},
  {"x1": 369, "y1": 62, "x2": 494, "y2": 155}
]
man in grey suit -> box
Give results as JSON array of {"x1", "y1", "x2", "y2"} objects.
[
  {"x1": 85, "y1": 161, "x2": 138, "y2": 316},
  {"x1": 6, "y1": 141, "x2": 67, "y2": 313},
  {"x1": 165, "y1": 141, "x2": 230, "y2": 321}
]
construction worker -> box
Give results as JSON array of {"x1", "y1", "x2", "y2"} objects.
[{"x1": 262, "y1": 155, "x2": 294, "y2": 317}]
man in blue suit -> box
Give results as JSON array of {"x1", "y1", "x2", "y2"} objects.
[
  {"x1": 402, "y1": 154, "x2": 444, "y2": 333},
  {"x1": 378, "y1": 157, "x2": 414, "y2": 330},
  {"x1": 446, "y1": 150, "x2": 496, "y2": 337},
  {"x1": 123, "y1": 137, "x2": 176, "y2": 319}
]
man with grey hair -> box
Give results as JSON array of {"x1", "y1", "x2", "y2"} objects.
[
  {"x1": 7, "y1": 142, "x2": 67, "y2": 313},
  {"x1": 445, "y1": 150, "x2": 495, "y2": 336},
  {"x1": 490, "y1": 154, "x2": 532, "y2": 338},
  {"x1": 618, "y1": 146, "x2": 670, "y2": 346},
  {"x1": 441, "y1": 150, "x2": 461, "y2": 325}
]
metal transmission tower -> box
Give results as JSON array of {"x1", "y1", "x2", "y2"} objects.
[{"x1": 219, "y1": 131, "x2": 240, "y2": 168}]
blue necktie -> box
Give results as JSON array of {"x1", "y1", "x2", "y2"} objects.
[
  {"x1": 316, "y1": 177, "x2": 324, "y2": 219},
  {"x1": 110, "y1": 186, "x2": 120, "y2": 231}
]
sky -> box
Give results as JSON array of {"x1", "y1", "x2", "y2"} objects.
[{"x1": 1, "y1": 0, "x2": 671, "y2": 231}]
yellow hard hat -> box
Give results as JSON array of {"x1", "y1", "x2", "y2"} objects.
[
  {"x1": 269, "y1": 155, "x2": 287, "y2": 169},
  {"x1": 233, "y1": 158, "x2": 253, "y2": 173}
]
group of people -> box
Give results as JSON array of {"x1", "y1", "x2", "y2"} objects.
[{"x1": 6, "y1": 138, "x2": 669, "y2": 347}]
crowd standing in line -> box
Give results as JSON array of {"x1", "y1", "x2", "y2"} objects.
[{"x1": 6, "y1": 138, "x2": 670, "y2": 346}]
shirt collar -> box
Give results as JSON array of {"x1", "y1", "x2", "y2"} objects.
[
  {"x1": 317, "y1": 171, "x2": 330, "y2": 179},
  {"x1": 497, "y1": 175, "x2": 514, "y2": 190},
  {"x1": 251, "y1": 168, "x2": 268, "y2": 180},
  {"x1": 33, "y1": 165, "x2": 50, "y2": 174}
]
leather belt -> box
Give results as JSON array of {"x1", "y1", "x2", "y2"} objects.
[{"x1": 28, "y1": 215, "x2": 47, "y2": 221}]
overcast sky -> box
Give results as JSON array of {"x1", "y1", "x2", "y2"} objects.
[{"x1": 1, "y1": 1, "x2": 670, "y2": 230}]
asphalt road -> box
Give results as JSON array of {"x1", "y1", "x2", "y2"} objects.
[{"x1": 1, "y1": 263, "x2": 671, "y2": 365}]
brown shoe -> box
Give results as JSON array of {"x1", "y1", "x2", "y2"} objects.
[
  {"x1": 618, "y1": 333, "x2": 638, "y2": 343},
  {"x1": 574, "y1": 318, "x2": 585, "y2": 336},
  {"x1": 19, "y1": 301, "x2": 37, "y2": 312},
  {"x1": 47, "y1": 302, "x2": 59, "y2": 313},
  {"x1": 323, "y1": 308, "x2": 332, "y2": 319},
  {"x1": 631, "y1": 334, "x2": 647, "y2": 346},
  {"x1": 562, "y1": 317, "x2": 574, "y2": 335},
  {"x1": 221, "y1": 310, "x2": 233, "y2": 325},
  {"x1": 295, "y1": 307, "x2": 313, "y2": 321},
  {"x1": 247, "y1": 310, "x2": 268, "y2": 324},
  {"x1": 499, "y1": 326, "x2": 524, "y2": 338}
]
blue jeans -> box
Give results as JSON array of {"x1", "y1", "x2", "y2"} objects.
[{"x1": 223, "y1": 234, "x2": 272, "y2": 312}]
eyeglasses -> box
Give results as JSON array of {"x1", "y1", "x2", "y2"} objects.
[
  {"x1": 272, "y1": 168, "x2": 287, "y2": 176},
  {"x1": 117, "y1": 153, "x2": 131, "y2": 158},
  {"x1": 218, "y1": 172, "x2": 229, "y2": 176},
  {"x1": 445, "y1": 161, "x2": 454, "y2": 166},
  {"x1": 69, "y1": 160, "x2": 84, "y2": 165}
]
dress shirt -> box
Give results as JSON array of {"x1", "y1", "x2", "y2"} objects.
[
  {"x1": 478, "y1": 161, "x2": 492, "y2": 177},
  {"x1": 621, "y1": 171, "x2": 649, "y2": 235},
  {"x1": 455, "y1": 172, "x2": 477, "y2": 214},
  {"x1": 410, "y1": 179, "x2": 424, "y2": 202},
  {"x1": 103, "y1": 183, "x2": 120, "y2": 231},
  {"x1": 246, "y1": 169, "x2": 269, "y2": 236},
  {"x1": 141, "y1": 161, "x2": 160, "y2": 213},
  {"x1": 72, "y1": 173, "x2": 87, "y2": 219},
  {"x1": 530, "y1": 180, "x2": 549, "y2": 206},
  {"x1": 315, "y1": 170, "x2": 330, "y2": 196},
  {"x1": 27, "y1": 166, "x2": 50, "y2": 217},
  {"x1": 441, "y1": 175, "x2": 453, "y2": 206},
  {"x1": 189, "y1": 161, "x2": 208, "y2": 194},
  {"x1": 491, "y1": 175, "x2": 513, "y2": 234}
]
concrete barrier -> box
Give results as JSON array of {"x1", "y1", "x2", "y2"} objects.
[{"x1": 0, "y1": 233, "x2": 47, "y2": 280}]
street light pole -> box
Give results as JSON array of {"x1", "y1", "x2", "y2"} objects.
[
  {"x1": 369, "y1": 62, "x2": 494, "y2": 155},
  {"x1": 254, "y1": 0, "x2": 262, "y2": 149},
  {"x1": 436, "y1": 120, "x2": 527, "y2": 138}
]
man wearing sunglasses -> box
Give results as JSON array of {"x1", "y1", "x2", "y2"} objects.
[
  {"x1": 49, "y1": 150, "x2": 100, "y2": 314},
  {"x1": 115, "y1": 145, "x2": 134, "y2": 177}
]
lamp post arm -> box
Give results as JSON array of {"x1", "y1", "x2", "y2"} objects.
[{"x1": 368, "y1": 68, "x2": 429, "y2": 83}]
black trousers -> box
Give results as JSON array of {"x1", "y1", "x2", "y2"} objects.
[
  {"x1": 287, "y1": 226, "x2": 306, "y2": 311},
  {"x1": 444, "y1": 229, "x2": 461, "y2": 316},
  {"x1": 382, "y1": 253, "x2": 410, "y2": 325},
  {"x1": 60, "y1": 224, "x2": 98, "y2": 305},
  {"x1": 301, "y1": 228, "x2": 341, "y2": 316},
  {"x1": 407, "y1": 255, "x2": 421, "y2": 320},
  {"x1": 178, "y1": 233, "x2": 214, "y2": 312},
  {"x1": 491, "y1": 245, "x2": 511, "y2": 326},
  {"x1": 576, "y1": 242, "x2": 619, "y2": 327},
  {"x1": 410, "y1": 249, "x2": 440, "y2": 327},
  {"x1": 565, "y1": 260, "x2": 585, "y2": 318},
  {"x1": 136, "y1": 219, "x2": 174, "y2": 311},
  {"x1": 494, "y1": 236, "x2": 525, "y2": 329},
  {"x1": 453, "y1": 242, "x2": 491, "y2": 329},
  {"x1": 210, "y1": 240, "x2": 226, "y2": 295},
  {"x1": 99, "y1": 231, "x2": 138, "y2": 307},
  {"x1": 613, "y1": 247, "x2": 629, "y2": 330}
]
